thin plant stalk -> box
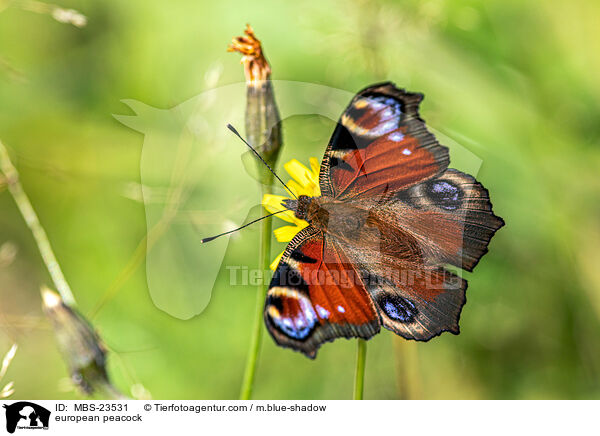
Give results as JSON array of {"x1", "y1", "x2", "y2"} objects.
[
  {"x1": 0, "y1": 139, "x2": 75, "y2": 306},
  {"x1": 239, "y1": 184, "x2": 272, "y2": 400},
  {"x1": 229, "y1": 25, "x2": 282, "y2": 400},
  {"x1": 393, "y1": 336, "x2": 421, "y2": 400},
  {"x1": 353, "y1": 339, "x2": 367, "y2": 400}
]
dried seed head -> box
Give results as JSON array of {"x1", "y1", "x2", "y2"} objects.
[
  {"x1": 41, "y1": 287, "x2": 117, "y2": 396},
  {"x1": 228, "y1": 24, "x2": 271, "y2": 87}
]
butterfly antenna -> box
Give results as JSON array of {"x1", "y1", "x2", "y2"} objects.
[
  {"x1": 226, "y1": 124, "x2": 298, "y2": 199},
  {"x1": 201, "y1": 209, "x2": 289, "y2": 243}
]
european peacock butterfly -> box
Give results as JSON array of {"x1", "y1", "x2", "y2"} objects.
[{"x1": 262, "y1": 82, "x2": 504, "y2": 358}]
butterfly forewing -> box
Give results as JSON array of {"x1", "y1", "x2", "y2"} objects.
[{"x1": 319, "y1": 82, "x2": 450, "y2": 200}]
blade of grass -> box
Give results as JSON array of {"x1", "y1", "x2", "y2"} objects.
[{"x1": 0, "y1": 139, "x2": 75, "y2": 305}]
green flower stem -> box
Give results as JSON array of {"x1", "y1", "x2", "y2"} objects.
[
  {"x1": 0, "y1": 139, "x2": 75, "y2": 306},
  {"x1": 239, "y1": 184, "x2": 272, "y2": 400},
  {"x1": 231, "y1": 26, "x2": 282, "y2": 400},
  {"x1": 353, "y1": 339, "x2": 367, "y2": 400}
]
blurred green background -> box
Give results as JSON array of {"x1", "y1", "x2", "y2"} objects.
[{"x1": 1, "y1": 0, "x2": 599, "y2": 399}]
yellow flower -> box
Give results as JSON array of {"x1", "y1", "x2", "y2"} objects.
[{"x1": 262, "y1": 157, "x2": 321, "y2": 270}]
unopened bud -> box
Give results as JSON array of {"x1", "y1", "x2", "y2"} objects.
[{"x1": 229, "y1": 25, "x2": 282, "y2": 184}]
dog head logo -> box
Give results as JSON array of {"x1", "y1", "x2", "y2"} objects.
[{"x1": 3, "y1": 402, "x2": 50, "y2": 433}]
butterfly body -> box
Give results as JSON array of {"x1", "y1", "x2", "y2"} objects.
[
  {"x1": 265, "y1": 83, "x2": 504, "y2": 358},
  {"x1": 285, "y1": 196, "x2": 370, "y2": 239}
]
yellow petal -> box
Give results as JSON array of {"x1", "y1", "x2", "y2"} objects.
[
  {"x1": 270, "y1": 250, "x2": 284, "y2": 271},
  {"x1": 261, "y1": 194, "x2": 287, "y2": 210},
  {"x1": 261, "y1": 194, "x2": 296, "y2": 223},
  {"x1": 286, "y1": 180, "x2": 305, "y2": 197},
  {"x1": 283, "y1": 158, "x2": 321, "y2": 197},
  {"x1": 287, "y1": 176, "x2": 318, "y2": 197},
  {"x1": 309, "y1": 157, "x2": 322, "y2": 196},
  {"x1": 273, "y1": 225, "x2": 302, "y2": 242},
  {"x1": 311, "y1": 182, "x2": 321, "y2": 197},
  {"x1": 267, "y1": 158, "x2": 321, "y2": 270},
  {"x1": 284, "y1": 159, "x2": 313, "y2": 188},
  {"x1": 310, "y1": 157, "x2": 320, "y2": 177}
]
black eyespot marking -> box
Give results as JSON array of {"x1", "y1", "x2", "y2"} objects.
[
  {"x1": 266, "y1": 293, "x2": 284, "y2": 313},
  {"x1": 265, "y1": 292, "x2": 318, "y2": 341},
  {"x1": 289, "y1": 249, "x2": 318, "y2": 264},
  {"x1": 330, "y1": 125, "x2": 369, "y2": 151},
  {"x1": 345, "y1": 104, "x2": 369, "y2": 122},
  {"x1": 331, "y1": 125, "x2": 357, "y2": 151},
  {"x1": 329, "y1": 156, "x2": 354, "y2": 172},
  {"x1": 266, "y1": 310, "x2": 316, "y2": 341},
  {"x1": 425, "y1": 180, "x2": 463, "y2": 210},
  {"x1": 378, "y1": 294, "x2": 418, "y2": 323},
  {"x1": 270, "y1": 262, "x2": 309, "y2": 292}
]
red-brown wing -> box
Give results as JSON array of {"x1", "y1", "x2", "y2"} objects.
[
  {"x1": 264, "y1": 226, "x2": 380, "y2": 358},
  {"x1": 319, "y1": 82, "x2": 449, "y2": 200}
]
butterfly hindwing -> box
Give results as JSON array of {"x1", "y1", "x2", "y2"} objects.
[
  {"x1": 381, "y1": 168, "x2": 505, "y2": 272},
  {"x1": 334, "y1": 216, "x2": 468, "y2": 341},
  {"x1": 264, "y1": 227, "x2": 380, "y2": 358},
  {"x1": 361, "y1": 264, "x2": 467, "y2": 341},
  {"x1": 320, "y1": 82, "x2": 450, "y2": 200},
  {"x1": 333, "y1": 167, "x2": 503, "y2": 340}
]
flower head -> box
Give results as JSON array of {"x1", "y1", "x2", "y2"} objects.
[
  {"x1": 228, "y1": 24, "x2": 271, "y2": 87},
  {"x1": 262, "y1": 157, "x2": 321, "y2": 270}
]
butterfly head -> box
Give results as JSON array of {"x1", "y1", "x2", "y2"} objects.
[
  {"x1": 282, "y1": 195, "x2": 330, "y2": 231},
  {"x1": 282, "y1": 196, "x2": 312, "y2": 221}
]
